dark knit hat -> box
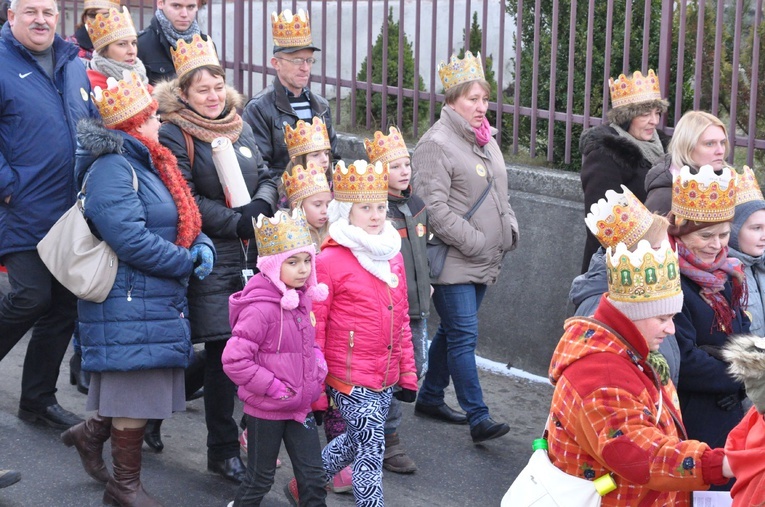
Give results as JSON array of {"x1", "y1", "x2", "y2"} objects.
[{"x1": 730, "y1": 199, "x2": 765, "y2": 251}]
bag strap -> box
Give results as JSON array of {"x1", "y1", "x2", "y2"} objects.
[
  {"x1": 79, "y1": 165, "x2": 138, "y2": 212},
  {"x1": 463, "y1": 176, "x2": 494, "y2": 222},
  {"x1": 182, "y1": 129, "x2": 195, "y2": 168}
]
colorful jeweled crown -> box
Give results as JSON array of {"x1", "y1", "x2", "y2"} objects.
[
  {"x1": 672, "y1": 165, "x2": 736, "y2": 223},
  {"x1": 254, "y1": 208, "x2": 314, "y2": 257},
  {"x1": 585, "y1": 185, "x2": 655, "y2": 250},
  {"x1": 271, "y1": 9, "x2": 314, "y2": 50},
  {"x1": 87, "y1": 6, "x2": 136, "y2": 53},
  {"x1": 91, "y1": 71, "x2": 152, "y2": 127},
  {"x1": 83, "y1": 0, "x2": 120, "y2": 12},
  {"x1": 735, "y1": 165, "x2": 764, "y2": 206},
  {"x1": 171, "y1": 34, "x2": 220, "y2": 79},
  {"x1": 333, "y1": 160, "x2": 389, "y2": 203},
  {"x1": 438, "y1": 51, "x2": 485, "y2": 91},
  {"x1": 364, "y1": 126, "x2": 410, "y2": 166},
  {"x1": 609, "y1": 69, "x2": 662, "y2": 109},
  {"x1": 282, "y1": 162, "x2": 331, "y2": 208},
  {"x1": 284, "y1": 117, "x2": 331, "y2": 159},
  {"x1": 606, "y1": 239, "x2": 682, "y2": 304}
]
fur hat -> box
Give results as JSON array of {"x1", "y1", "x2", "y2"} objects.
[
  {"x1": 722, "y1": 334, "x2": 765, "y2": 413},
  {"x1": 607, "y1": 98, "x2": 669, "y2": 126}
]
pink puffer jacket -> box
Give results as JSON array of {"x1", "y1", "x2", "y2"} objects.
[{"x1": 314, "y1": 240, "x2": 418, "y2": 393}]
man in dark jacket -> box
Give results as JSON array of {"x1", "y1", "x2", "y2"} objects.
[
  {"x1": 242, "y1": 8, "x2": 338, "y2": 181},
  {"x1": 0, "y1": 0, "x2": 100, "y2": 429},
  {"x1": 137, "y1": 0, "x2": 207, "y2": 85}
]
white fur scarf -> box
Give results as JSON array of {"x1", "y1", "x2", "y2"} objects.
[{"x1": 329, "y1": 217, "x2": 402, "y2": 285}]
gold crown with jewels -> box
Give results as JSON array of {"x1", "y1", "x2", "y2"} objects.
[
  {"x1": 91, "y1": 71, "x2": 152, "y2": 127},
  {"x1": 438, "y1": 51, "x2": 485, "y2": 91},
  {"x1": 672, "y1": 165, "x2": 736, "y2": 223},
  {"x1": 87, "y1": 6, "x2": 136, "y2": 53},
  {"x1": 170, "y1": 34, "x2": 220, "y2": 79},
  {"x1": 606, "y1": 240, "x2": 682, "y2": 304},
  {"x1": 609, "y1": 69, "x2": 663, "y2": 109},
  {"x1": 83, "y1": 0, "x2": 120, "y2": 13},
  {"x1": 271, "y1": 9, "x2": 313, "y2": 49},
  {"x1": 254, "y1": 208, "x2": 314, "y2": 257},
  {"x1": 585, "y1": 186, "x2": 655, "y2": 250},
  {"x1": 284, "y1": 117, "x2": 331, "y2": 159},
  {"x1": 364, "y1": 126, "x2": 410, "y2": 166},
  {"x1": 734, "y1": 165, "x2": 764, "y2": 205},
  {"x1": 282, "y1": 162, "x2": 331, "y2": 208},
  {"x1": 333, "y1": 160, "x2": 389, "y2": 203}
]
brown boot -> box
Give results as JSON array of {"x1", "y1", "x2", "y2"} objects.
[
  {"x1": 103, "y1": 426, "x2": 162, "y2": 507},
  {"x1": 383, "y1": 433, "x2": 417, "y2": 474},
  {"x1": 60, "y1": 414, "x2": 112, "y2": 483}
]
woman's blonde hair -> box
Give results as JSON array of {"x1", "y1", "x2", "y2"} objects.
[{"x1": 668, "y1": 111, "x2": 729, "y2": 169}]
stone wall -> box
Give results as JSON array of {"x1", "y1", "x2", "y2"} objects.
[{"x1": 338, "y1": 133, "x2": 585, "y2": 377}]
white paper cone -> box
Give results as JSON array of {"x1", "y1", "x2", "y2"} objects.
[{"x1": 211, "y1": 137, "x2": 251, "y2": 208}]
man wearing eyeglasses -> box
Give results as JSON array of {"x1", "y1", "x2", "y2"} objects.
[
  {"x1": 243, "y1": 9, "x2": 338, "y2": 181},
  {"x1": 137, "y1": 0, "x2": 208, "y2": 85}
]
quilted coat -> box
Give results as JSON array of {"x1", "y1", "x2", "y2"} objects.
[
  {"x1": 223, "y1": 273, "x2": 327, "y2": 423},
  {"x1": 313, "y1": 240, "x2": 418, "y2": 393},
  {"x1": 726, "y1": 406, "x2": 765, "y2": 507},
  {"x1": 547, "y1": 295, "x2": 727, "y2": 507}
]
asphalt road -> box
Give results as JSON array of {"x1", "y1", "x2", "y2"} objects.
[{"x1": 0, "y1": 273, "x2": 553, "y2": 507}]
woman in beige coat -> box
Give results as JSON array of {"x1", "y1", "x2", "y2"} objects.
[{"x1": 411, "y1": 51, "x2": 518, "y2": 444}]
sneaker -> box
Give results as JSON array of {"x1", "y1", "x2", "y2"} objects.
[
  {"x1": 330, "y1": 466, "x2": 353, "y2": 494},
  {"x1": 284, "y1": 478, "x2": 299, "y2": 507}
]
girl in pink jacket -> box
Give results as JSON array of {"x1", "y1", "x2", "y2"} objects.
[
  {"x1": 223, "y1": 209, "x2": 329, "y2": 507},
  {"x1": 313, "y1": 160, "x2": 418, "y2": 507}
]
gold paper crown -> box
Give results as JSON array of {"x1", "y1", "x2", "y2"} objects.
[
  {"x1": 672, "y1": 165, "x2": 736, "y2": 223},
  {"x1": 333, "y1": 160, "x2": 389, "y2": 203},
  {"x1": 92, "y1": 71, "x2": 152, "y2": 127},
  {"x1": 585, "y1": 186, "x2": 654, "y2": 250},
  {"x1": 364, "y1": 127, "x2": 410, "y2": 166},
  {"x1": 284, "y1": 117, "x2": 331, "y2": 159},
  {"x1": 735, "y1": 165, "x2": 764, "y2": 206},
  {"x1": 87, "y1": 6, "x2": 136, "y2": 53},
  {"x1": 282, "y1": 162, "x2": 331, "y2": 208},
  {"x1": 271, "y1": 9, "x2": 314, "y2": 49},
  {"x1": 606, "y1": 240, "x2": 682, "y2": 304},
  {"x1": 254, "y1": 208, "x2": 313, "y2": 257},
  {"x1": 83, "y1": 0, "x2": 120, "y2": 12},
  {"x1": 171, "y1": 34, "x2": 220, "y2": 79},
  {"x1": 609, "y1": 69, "x2": 662, "y2": 109},
  {"x1": 438, "y1": 51, "x2": 485, "y2": 91}
]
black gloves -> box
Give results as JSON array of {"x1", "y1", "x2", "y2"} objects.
[
  {"x1": 236, "y1": 199, "x2": 272, "y2": 239},
  {"x1": 393, "y1": 388, "x2": 417, "y2": 403},
  {"x1": 313, "y1": 410, "x2": 324, "y2": 426}
]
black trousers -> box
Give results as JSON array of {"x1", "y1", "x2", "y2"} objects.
[
  {"x1": 204, "y1": 339, "x2": 240, "y2": 460},
  {"x1": 0, "y1": 250, "x2": 76, "y2": 410}
]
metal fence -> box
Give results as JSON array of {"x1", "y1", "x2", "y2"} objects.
[{"x1": 58, "y1": 0, "x2": 765, "y2": 169}]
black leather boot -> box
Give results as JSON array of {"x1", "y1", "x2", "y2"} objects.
[
  {"x1": 143, "y1": 419, "x2": 163, "y2": 453},
  {"x1": 69, "y1": 351, "x2": 90, "y2": 395}
]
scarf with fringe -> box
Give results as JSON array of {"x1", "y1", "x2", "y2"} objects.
[{"x1": 164, "y1": 101, "x2": 243, "y2": 144}]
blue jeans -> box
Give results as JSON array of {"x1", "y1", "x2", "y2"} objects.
[{"x1": 417, "y1": 283, "x2": 488, "y2": 427}]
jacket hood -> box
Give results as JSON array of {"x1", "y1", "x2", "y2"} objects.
[
  {"x1": 153, "y1": 79, "x2": 243, "y2": 116},
  {"x1": 550, "y1": 296, "x2": 649, "y2": 385},
  {"x1": 569, "y1": 249, "x2": 608, "y2": 308},
  {"x1": 74, "y1": 118, "x2": 152, "y2": 187},
  {"x1": 228, "y1": 273, "x2": 303, "y2": 327}
]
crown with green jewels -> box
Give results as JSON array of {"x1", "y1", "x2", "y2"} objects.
[{"x1": 606, "y1": 240, "x2": 681, "y2": 304}]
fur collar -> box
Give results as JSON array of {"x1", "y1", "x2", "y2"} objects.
[
  {"x1": 76, "y1": 118, "x2": 124, "y2": 157},
  {"x1": 579, "y1": 124, "x2": 669, "y2": 165},
  {"x1": 153, "y1": 79, "x2": 243, "y2": 116},
  {"x1": 723, "y1": 334, "x2": 765, "y2": 381}
]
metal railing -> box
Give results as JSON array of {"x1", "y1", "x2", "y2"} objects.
[{"x1": 58, "y1": 0, "x2": 765, "y2": 169}]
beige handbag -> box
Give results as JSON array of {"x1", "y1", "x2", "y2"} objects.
[{"x1": 37, "y1": 167, "x2": 137, "y2": 303}]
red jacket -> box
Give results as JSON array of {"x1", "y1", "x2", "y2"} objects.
[
  {"x1": 726, "y1": 406, "x2": 765, "y2": 506},
  {"x1": 314, "y1": 240, "x2": 418, "y2": 396}
]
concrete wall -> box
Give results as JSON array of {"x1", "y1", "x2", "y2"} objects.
[{"x1": 338, "y1": 133, "x2": 585, "y2": 378}]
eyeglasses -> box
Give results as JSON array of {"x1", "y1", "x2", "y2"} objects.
[
  {"x1": 276, "y1": 56, "x2": 317, "y2": 66},
  {"x1": 149, "y1": 113, "x2": 161, "y2": 122}
]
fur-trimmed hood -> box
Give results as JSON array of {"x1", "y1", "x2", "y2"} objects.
[
  {"x1": 153, "y1": 79, "x2": 243, "y2": 116},
  {"x1": 723, "y1": 334, "x2": 765, "y2": 382}
]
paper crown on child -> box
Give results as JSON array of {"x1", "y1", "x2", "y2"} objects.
[
  {"x1": 271, "y1": 9, "x2": 320, "y2": 53},
  {"x1": 282, "y1": 162, "x2": 331, "y2": 208},
  {"x1": 609, "y1": 69, "x2": 663, "y2": 109},
  {"x1": 84, "y1": 0, "x2": 120, "y2": 12},
  {"x1": 86, "y1": 6, "x2": 136, "y2": 53},
  {"x1": 284, "y1": 117, "x2": 331, "y2": 159},
  {"x1": 364, "y1": 126, "x2": 410, "y2": 166},
  {"x1": 671, "y1": 165, "x2": 736, "y2": 223},
  {"x1": 333, "y1": 160, "x2": 389, "y2": 203},
  {"x1": 585, "y1": 186, "x2": 655, "y2": 250},
  {"x1": 734, "y1": 165, "x2": 764, "y2": 206},
  {"x1": 606, "y1": 239, "x2": 683, "y2": 320},
  {"x1": 92, "y1": 71, "x2": 153, "y2": 128},
  {"x1": 438, "y1": 51, "x2": 485, "y2": 91},
  {"x1": 170, "y1": 34, "x2": 220, "y2": 79}
]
